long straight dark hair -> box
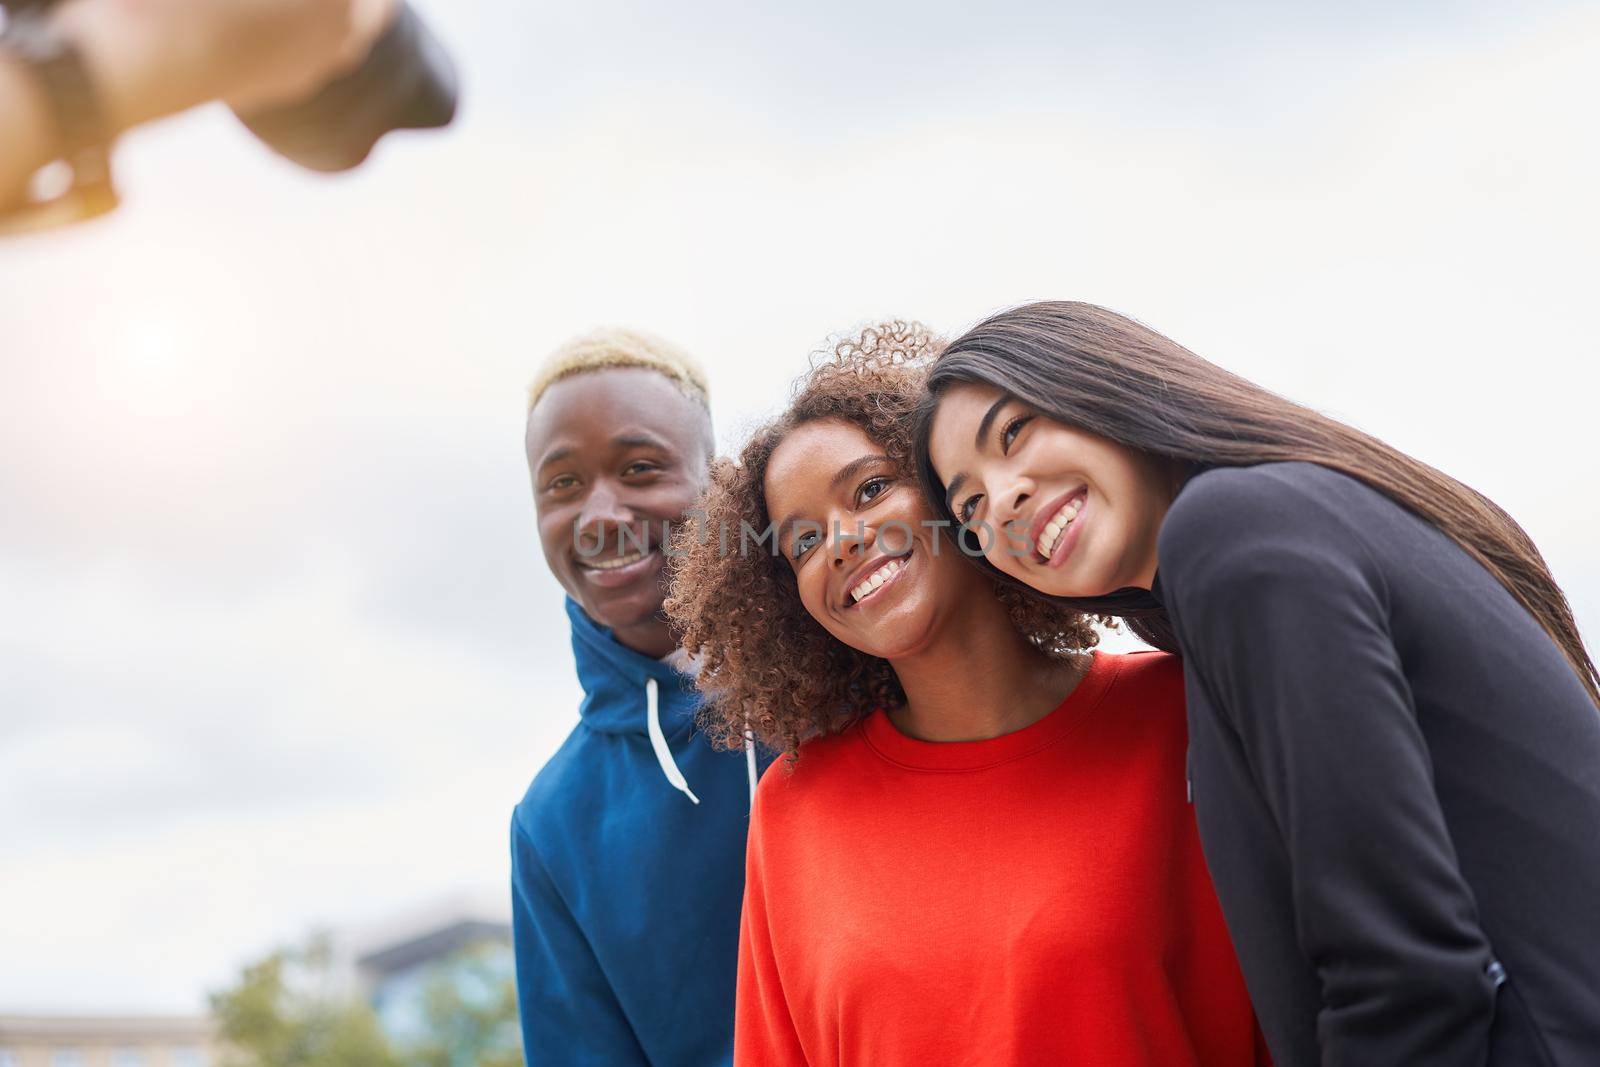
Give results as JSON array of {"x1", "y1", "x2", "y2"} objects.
[{"x1": 912, "y1": 300, "x2": 1600, "y2": 710}]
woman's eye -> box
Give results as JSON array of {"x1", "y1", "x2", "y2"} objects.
[
  {"x1": 959, "y1": 494, "x2": 983, "y2": 523},
  {"x1": 1001, "y1": 414, "x2": 1033, "y2": 453},
  {"x1": 856, "y1": 475, "x2": 891, "y2": 506},
  {"x1": 792, "y1": 530, "x2": 822, "y2": 559}
]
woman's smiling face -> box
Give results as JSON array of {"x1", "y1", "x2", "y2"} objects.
[
  {"x1": 764, "y1": 418, "x2": 994, "y2": 660},
  {"x1": 926, "y1": 382, "x2": 1176, "y2": 598}
]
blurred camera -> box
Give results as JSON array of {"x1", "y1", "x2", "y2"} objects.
[{"x1": 0, "y1": 0, "x2": 457, "y2": 173}]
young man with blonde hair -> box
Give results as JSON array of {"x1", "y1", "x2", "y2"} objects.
[{"x1": 510, "y1": 328, "x2": 761, "y2": 1066}]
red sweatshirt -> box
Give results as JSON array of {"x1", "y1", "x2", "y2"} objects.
[{"x1": 735, "y1": 650, "x2": 1267, "y2": 1066}]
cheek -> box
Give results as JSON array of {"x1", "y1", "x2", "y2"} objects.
[
  {"x1": 984, "y1": 538, "x2": 1030, "y2": 581},
  {"x1": 640, "y1": 474, "x2": 703, "y2": 514},
  {"x1": 1100, "y1": 455, "x2": 1163, "y2": 530},
  {"x1": 537, "y1": 506, "x2": 574, "y2": 550},
  {"x1": 920, "y1": 538, "x2": 978, "y2": 594},
  {"x1": 792, "y1": 566, "x2": 832, "y2": 626}
]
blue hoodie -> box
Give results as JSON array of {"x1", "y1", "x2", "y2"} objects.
[{"x1": 511, "y1": 598, "x2": 766, "y2": 1066}]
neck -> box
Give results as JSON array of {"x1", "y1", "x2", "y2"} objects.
[{"x1": 886, "y1": 595, "x2": 1083, "y2": 743}]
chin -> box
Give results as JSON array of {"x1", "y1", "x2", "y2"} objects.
[
  {"x1": 1039, "y1": 573, "x2": 1095, "y2": 599},
  {"x1": 601, "y1": 594, "x2": 664, "y2": 626},
  {"x1": 1061, "y1": 575, "x2": 1124, "y2": 600},
  {"x1": 574, "y1": 586, "x2": 653, "y2": 627},
  {"x1": 851, "y1": 611, "x2": 937, "y2": 661}
]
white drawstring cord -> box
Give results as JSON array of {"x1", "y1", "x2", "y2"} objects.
[
  {"x1": 646, "y1": 676, "x2": 700, "y2": 805},
  {"x1": 744, "y1": 729, "x2": 758, "y2": 806}
]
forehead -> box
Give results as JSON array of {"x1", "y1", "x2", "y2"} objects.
[
  {"x1": 527, "y1": 367, "x2": 705, "y2": 455},
  {"x1": 928, "y1": 382, "x2": 1008, "y2": 460},
  {"x1": 764, "y1": 419, "x2": 881, "y2": 507}
]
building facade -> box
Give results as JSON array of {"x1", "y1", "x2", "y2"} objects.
[{"x1": 0, "y1": 1015, "x2": 215, "y2": 1067}]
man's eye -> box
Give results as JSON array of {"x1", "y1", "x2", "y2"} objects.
[
  {"x1": 1001, "y1": 414, "x2": 1033, "y2": 453},
  {"x1": 623, "y1": 461, "x2": 661, "y2": 477},
  {"x1": 959, "y1": 494, "x2": 982, "y2": 523},
  {"x1": 857, "y1": 475, "x2": 891, "y2": 506},
  {"x1": 547, "y1": 475, "x2": 579, "y2": 492}
]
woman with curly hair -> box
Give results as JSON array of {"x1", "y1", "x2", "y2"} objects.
[
  {"x1": 665, "y1": 322, "x2": 1266, "y2": 1067},
  {"x1": 916, "y1": 301, "x2": 1600, "y2": 1067}
]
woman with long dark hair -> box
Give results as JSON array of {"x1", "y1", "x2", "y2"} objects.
[{"x1": 913, "y1": 301, "x2": 1600, "y2": 1067}]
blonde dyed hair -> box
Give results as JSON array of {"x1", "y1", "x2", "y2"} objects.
[{"x1": 527, "y1": 327, "x2": 711, "y2": 413}]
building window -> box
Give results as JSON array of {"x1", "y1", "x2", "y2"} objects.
[
  {"x1": 171, "y1": 1048, "x2": 209, "y2": 1067},
  {"x1": 51, "y1": 1051, "x2": 85, "y2": 1067},
  {"x1": 112, "y1": 1050, "x2": 146, "y2": 1067}
]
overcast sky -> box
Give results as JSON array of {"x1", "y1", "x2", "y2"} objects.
[{"x1": 2, "y1": 0, "x2": 1597, "y2": 1012}]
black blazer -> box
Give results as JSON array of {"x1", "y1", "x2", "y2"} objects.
[{"x1": 1154, "y1": 462, "x2": 1600, "y2": 1067}]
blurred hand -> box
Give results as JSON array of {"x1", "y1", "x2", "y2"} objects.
[{"x1": 52, "y1": 0, "x2": 400, "y2": 129}]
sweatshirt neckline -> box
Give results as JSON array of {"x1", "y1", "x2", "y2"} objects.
[{"x1": 860, "y1": 650, "x2": 1120, "y2": 772}]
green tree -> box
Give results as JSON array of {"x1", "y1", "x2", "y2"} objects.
[
  {"x1": 211, "y1": 935, "x2": 401, "y2": 1067},
  {"x1": 403, "y1": 942, "x2": 522, "y2": 1067}
]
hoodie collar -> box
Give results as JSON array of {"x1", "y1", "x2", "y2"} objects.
[{"x1": 565, "y1": 597, "x2": 698, "y2": 738}]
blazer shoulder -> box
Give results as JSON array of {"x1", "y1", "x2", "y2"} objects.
[{"x1": 1160, "y1": 462, "x2": 1377, "y2": 559}]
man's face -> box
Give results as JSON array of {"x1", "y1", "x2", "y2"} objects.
[{"x1": 525, "y1": 367, "x2": 712, "y2": 640}]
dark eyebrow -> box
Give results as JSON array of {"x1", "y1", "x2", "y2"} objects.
[
  {"x1": 536, "y1": 445, "x2": 575, "y2": 473},
  {"x1": 537, "y1": 431, "x2": 673, "y2": 474},
  {"x1": 974, "y1": 395, "x2": 1010, "y2": 451},
  {"x1": 830, "y1": 454, "x2": 893, "y2": 493},
  {"x1": 944, "y1": 472, "x2": 968, "y2": 512}
]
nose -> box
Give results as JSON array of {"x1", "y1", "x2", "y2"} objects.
[
  {"x1": 576, "y1": 480, "x2": 633, "y2": 551},
  {"x1": 828, "y1": 513, "x2": 873, "y2": 570},
  {"x1": 992, "y1": 469, "x2": 1036, "y2": 530}
]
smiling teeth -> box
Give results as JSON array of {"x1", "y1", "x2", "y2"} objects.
[
  {"x1": 588, "y1": 550, "x2": 647, "y2": 570},
  {"x1": 1037, "y1": 499, "x2": 1084, "y2": 559},
  {"x1": 849, "y1": 558, "x2": 905, "y2": 603}
]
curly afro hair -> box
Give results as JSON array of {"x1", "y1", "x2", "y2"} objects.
[{"x1": 664, "y1": 320, "x2": 1103, "y2": 759}]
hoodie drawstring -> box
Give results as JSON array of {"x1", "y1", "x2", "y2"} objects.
[
  {"x1": 744, "y1": 730, "x2": 758, "y2": 806},
  {"x1": 646, "y1": 676, "x2": 700, "y2": 805}
]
